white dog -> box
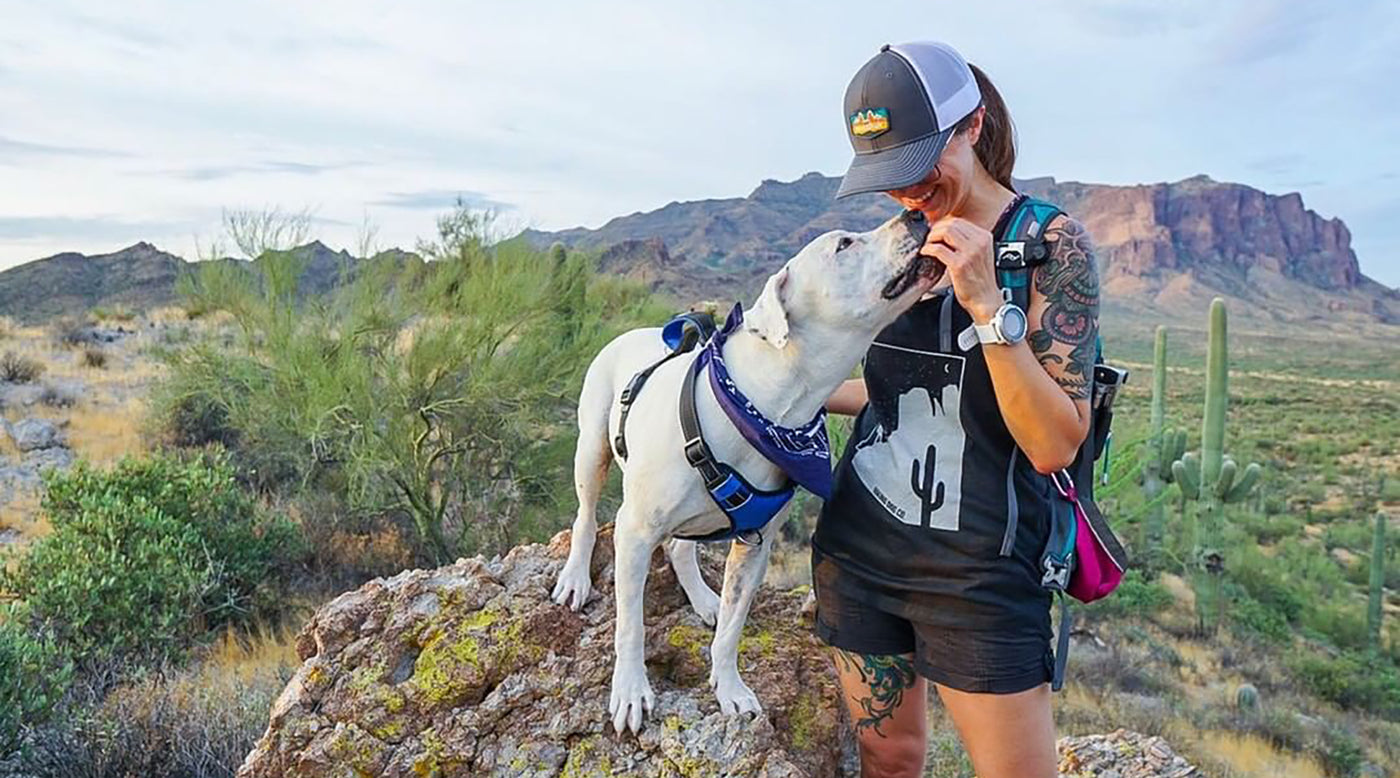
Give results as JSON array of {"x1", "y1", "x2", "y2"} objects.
[{"x1": 552, "y1": 209, "x2": 936, "y2": 734}]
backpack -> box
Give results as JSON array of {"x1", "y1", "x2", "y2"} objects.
[{"x1": 993, "y1": 194, "x2": 1129, "y2": 691}]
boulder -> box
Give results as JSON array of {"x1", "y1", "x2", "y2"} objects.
[
  {"x1": 238, "y1": 525, "x2": 853, "y2": 777},
  {"x1": 3, "y1": 418, "x2": 66, "y2": 451}
]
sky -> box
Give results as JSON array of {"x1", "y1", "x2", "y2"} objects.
[{"x1": 1, "y1": 0, "x2": 1397, "y2": 286}]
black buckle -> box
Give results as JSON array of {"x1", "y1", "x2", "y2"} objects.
[
  {"x1": 683, "y1": 436, "x2": 708, "y2": 468},
  {"x1": 735, "y1": 529, "x2": 763, "y2": 547}
]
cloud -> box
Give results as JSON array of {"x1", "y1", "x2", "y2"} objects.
[
  {"x1": 160, "y1": 160, "x2": 361, "y2": 181},
  {"x1": 0, "y1": 214, "x2": 190, "y2": 242},
  {"x1": 0, "y1": 136, "x2": 130, "y2": 162},
  {"x1": 370, "y1": 190, "x2": 515, "y2": 212}
]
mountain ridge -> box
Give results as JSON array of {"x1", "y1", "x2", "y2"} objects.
[
  {"x1": 2, "y1": 173, "x2": 1395, "y2": 330},
  {"x1": 525, "y1": 172, "x2": 1399, "y2": 330}
]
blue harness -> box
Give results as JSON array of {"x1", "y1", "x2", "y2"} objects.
[
  {"x1": 675, "y1": 304, "x2": 832, "y2": 545},
  {"x1": 611, "y1": 306, "x2": 832, "y2": 545}
]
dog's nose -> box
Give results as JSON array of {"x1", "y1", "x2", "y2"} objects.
[{"x1": 900, "y1": 208, "x2": 930, "y2": 243}]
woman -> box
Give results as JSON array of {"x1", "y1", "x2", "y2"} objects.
[{"x1": 813, "y1": 41, "x2": 1100, "y2": 778}]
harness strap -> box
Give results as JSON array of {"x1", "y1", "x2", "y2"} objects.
[
  {"x1": 999, "y1": 448, "x2": 1019, "y2": 557},
  {"x1": 675, "y1": 351, "x2": 791, "y2": 546},
  {"x1": 1053, "y1": 593, "x2": 1072, "y2": 691},
  {"x1": 938, "y1": 289, "x2": 955, "y2": 353},
  {"x1": 613, "y1": 325, "x2": 705, "y2": 461}
]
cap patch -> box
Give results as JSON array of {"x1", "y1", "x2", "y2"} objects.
[{"x1": 849, "y1": 108, "x2": 890, "y2": 138}]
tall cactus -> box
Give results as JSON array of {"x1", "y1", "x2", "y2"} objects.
[
  {"x1": 1141, "y1": 326, "x2": 1186, "y2": 567},
  {"x1": 1170, "y1": 299, "x2": 1262, "y2": 634},
  {"x1": 1370, "y1": 512, "x2": 1387, "y2": 654}
]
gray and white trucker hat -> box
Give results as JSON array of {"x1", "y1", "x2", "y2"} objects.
[{"x1": 836, "y1": 41, "x2": 982, "y2": 199}]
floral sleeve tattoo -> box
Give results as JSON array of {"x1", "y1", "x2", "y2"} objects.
[{"x1": 1027, "y1": 217, "x2": 1100, "y2": 400}]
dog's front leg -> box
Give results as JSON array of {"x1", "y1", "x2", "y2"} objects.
[
  {"x1": 707, "y1": 519, "x2": 781, "y2": 717},
  {"x1": 609, "y1": 502, "x2": 659, "y2": 735}
]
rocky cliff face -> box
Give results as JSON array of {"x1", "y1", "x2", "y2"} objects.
[
  {"x1": 528, "y1": 173, "x2": 1397, "y2": 326},
  {"x1": 1019, "y1": 175, "x2": 1361, "y2": 290},
  {"x1": 237, "y1": 526, "x2": 1202, "y2": 777}
]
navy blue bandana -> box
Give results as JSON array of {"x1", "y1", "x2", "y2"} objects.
[{"x1": 696, "y1": 303, "x2": 834, "y2": 499}]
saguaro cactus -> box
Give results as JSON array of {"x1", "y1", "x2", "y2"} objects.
[
  {"x1": 1141, "y1": 326, "x2": 1186, "y2": 566},
  {"x1": 1170, "y1": 299, "x2": 1261, "y2": 634},
  {"x1": 910, "y1": 444, "x2": 945, "y2": 528},
  {"x1": 1370, "y1": 512, "x2": 1387, "y2": 654}
]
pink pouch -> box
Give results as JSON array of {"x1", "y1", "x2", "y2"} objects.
[{"x1": 1049, "y1": 470, "x2": 1127, "y2": 603}]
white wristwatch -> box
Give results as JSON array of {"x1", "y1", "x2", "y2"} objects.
[{"x1": 974, "y1": 302, "x2": 1028, "y2": 346}]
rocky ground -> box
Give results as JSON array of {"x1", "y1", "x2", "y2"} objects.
[{"x1": 238, "y1": 525, "x2": 1202, "y2": 777}]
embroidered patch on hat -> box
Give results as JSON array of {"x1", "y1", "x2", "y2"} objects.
[{"x1": 849, "y1": 108, "x2": 890, "y2": 138}]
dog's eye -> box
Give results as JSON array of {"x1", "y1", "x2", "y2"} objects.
[{"x1": 835, "y1": 236, "x2": 854, "y2": 253}]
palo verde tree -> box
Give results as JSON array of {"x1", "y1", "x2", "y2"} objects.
[{"x1": 168, "y1": 204, "x2": 667, "y2": 563}]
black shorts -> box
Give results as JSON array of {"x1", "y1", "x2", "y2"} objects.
[{"x1": 811, "y1": 550, "x2": 1053, "y2": 695}]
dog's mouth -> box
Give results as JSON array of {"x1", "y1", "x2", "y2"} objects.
[{"x1": 880, "y1": 253, "x2": 946, "y2": 299}]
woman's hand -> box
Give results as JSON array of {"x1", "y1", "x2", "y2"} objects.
[{"x1": 918, "y1": 217, "x2": 1004, "y2": 324}]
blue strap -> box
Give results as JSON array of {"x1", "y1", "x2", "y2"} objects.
[{"x1": 1052, "y1": 593, "x2": 1072, "y2": 692}]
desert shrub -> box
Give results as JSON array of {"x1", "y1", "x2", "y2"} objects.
[
  {"x1": 1227, "y1": 587, "x2": 1293, "y2": 645},
  {"x1": 161, "y1": 205, "x2": 669, "y2": 563},
  {"x1": 0, "y1": 618, "x2": 73, "y2": 757},
  {"x1": 1288, "y1": 648, "x2": 1400, "y2": 717},
  {"x1": 52, "y1": 316, "x2": 93, "y2": 349},
  {"x1": 1227, "y1": 547, "x2": 1305, "y2": 624},
  {"x1": 0, "y1": 452, "x2": 303, "y2": 669},
  {"x1": 37, "y1": 383, "x2": 76, "y2": 408},
  {"x1": 14, "y1": 652, "x2": 291, "y2": 777},
  {"x1": 0, "y1": 351, "x2": 44, "y2": 383},
  {"x1": 82, "y1": 347, "x2": 108, "y2": 369},
  {"x1": 1314, "y1": 725, "x2": 1365, "y2": 777},
  {"x1": 1083, "y1": 569, "x2": 1173, "y2": 619}
]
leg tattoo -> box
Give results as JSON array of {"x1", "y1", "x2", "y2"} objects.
[{"x1": 833, "y1": 649, "x2": 916, "y2": 738}]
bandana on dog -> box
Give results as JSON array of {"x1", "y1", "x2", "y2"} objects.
[{"x1": 696, "y1": 303, "x2": 834, "y2": 500}]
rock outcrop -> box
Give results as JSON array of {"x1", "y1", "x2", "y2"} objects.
[
  {"x1": 238, "y1": 525, "x2": 854, "y2": 777},
  {"x1": 239, "y1": 527, "x2": 1205, "y2": 777},
  {"x1": 1057, "y1": 730, "x2": 1199, "y2": 777}
]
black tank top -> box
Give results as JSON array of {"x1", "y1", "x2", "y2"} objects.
[{"x1": 810, "y1": 198, "x2": 1057, "y2": 633}]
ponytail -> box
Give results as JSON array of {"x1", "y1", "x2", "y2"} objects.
[{"x1": 956, "y1": 63, "x2": 1017, "y2": 191}]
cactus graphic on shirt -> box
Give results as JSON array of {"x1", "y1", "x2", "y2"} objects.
[
  {"x1": 852, "y1": 349, "x2": 966, "y2": 531},
  {"x1": 910, "y1": 444, "x2": 947, "y2": 528}
]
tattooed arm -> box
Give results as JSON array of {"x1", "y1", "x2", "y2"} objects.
[{"x1": 978, "y1": 213, "x2": 1098, "y2": 473}]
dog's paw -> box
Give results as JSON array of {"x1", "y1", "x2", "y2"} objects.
[
  {"x1": 608, "y1": 665, "x2": 655, "y2": 735},
  {"x1": 709, "y1": 670, "x2": 763, "y2": 718},
  {"x1": 689, "y1": 587, "x2": 721, "y2": 627},
  {"x1": 551, "y1": 562, "x2": 593, "y2": 611}
]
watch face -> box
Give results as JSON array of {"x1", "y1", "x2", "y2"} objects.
[{"x1": 1002, "y1": 305, "x2": 1028, "y2": 342}]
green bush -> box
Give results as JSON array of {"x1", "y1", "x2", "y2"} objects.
[
  {"x1": 1084, "y1": 569, "x2": 1173, "y2": 619},
  {"x1": 1228, "y1": 588, "x2": 1293, "y2": 644},
  {"x1": 1288, "y1": 648, "x2": 1400, "y2": 717},
  {"x1": 162, "y1": 206, "x2": 670, "y2": 563},
  {"x1": 0, "y1": 618, "x2": 72, "y2": 756},
  {"x1": 1, "y1": 452, "x2": 303, "y2": 667}
]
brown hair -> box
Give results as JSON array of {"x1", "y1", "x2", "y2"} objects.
[{"x1": 954, "y1": 63, "x2": 1017, "y2": 190}]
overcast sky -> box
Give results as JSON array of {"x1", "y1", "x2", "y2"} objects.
[{"x1": 2, "y1": 0, "x2": 1397, "y2": 285}]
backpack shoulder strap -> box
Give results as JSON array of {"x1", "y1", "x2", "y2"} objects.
[{"x1": 994, "y1": 196, "x2": 1064, "y2": 312}]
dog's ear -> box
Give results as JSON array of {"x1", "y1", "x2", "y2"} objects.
[{"x1": 745, "y1": 268, "x2": 790, "y2": 349}]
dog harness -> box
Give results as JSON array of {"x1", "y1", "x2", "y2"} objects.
[
  {"x1": 673, "y1": 304, "x2": 832, "y2": 545},
  {"x1": 613, "y1": 304, "x2": 833, "y2": 546}
]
